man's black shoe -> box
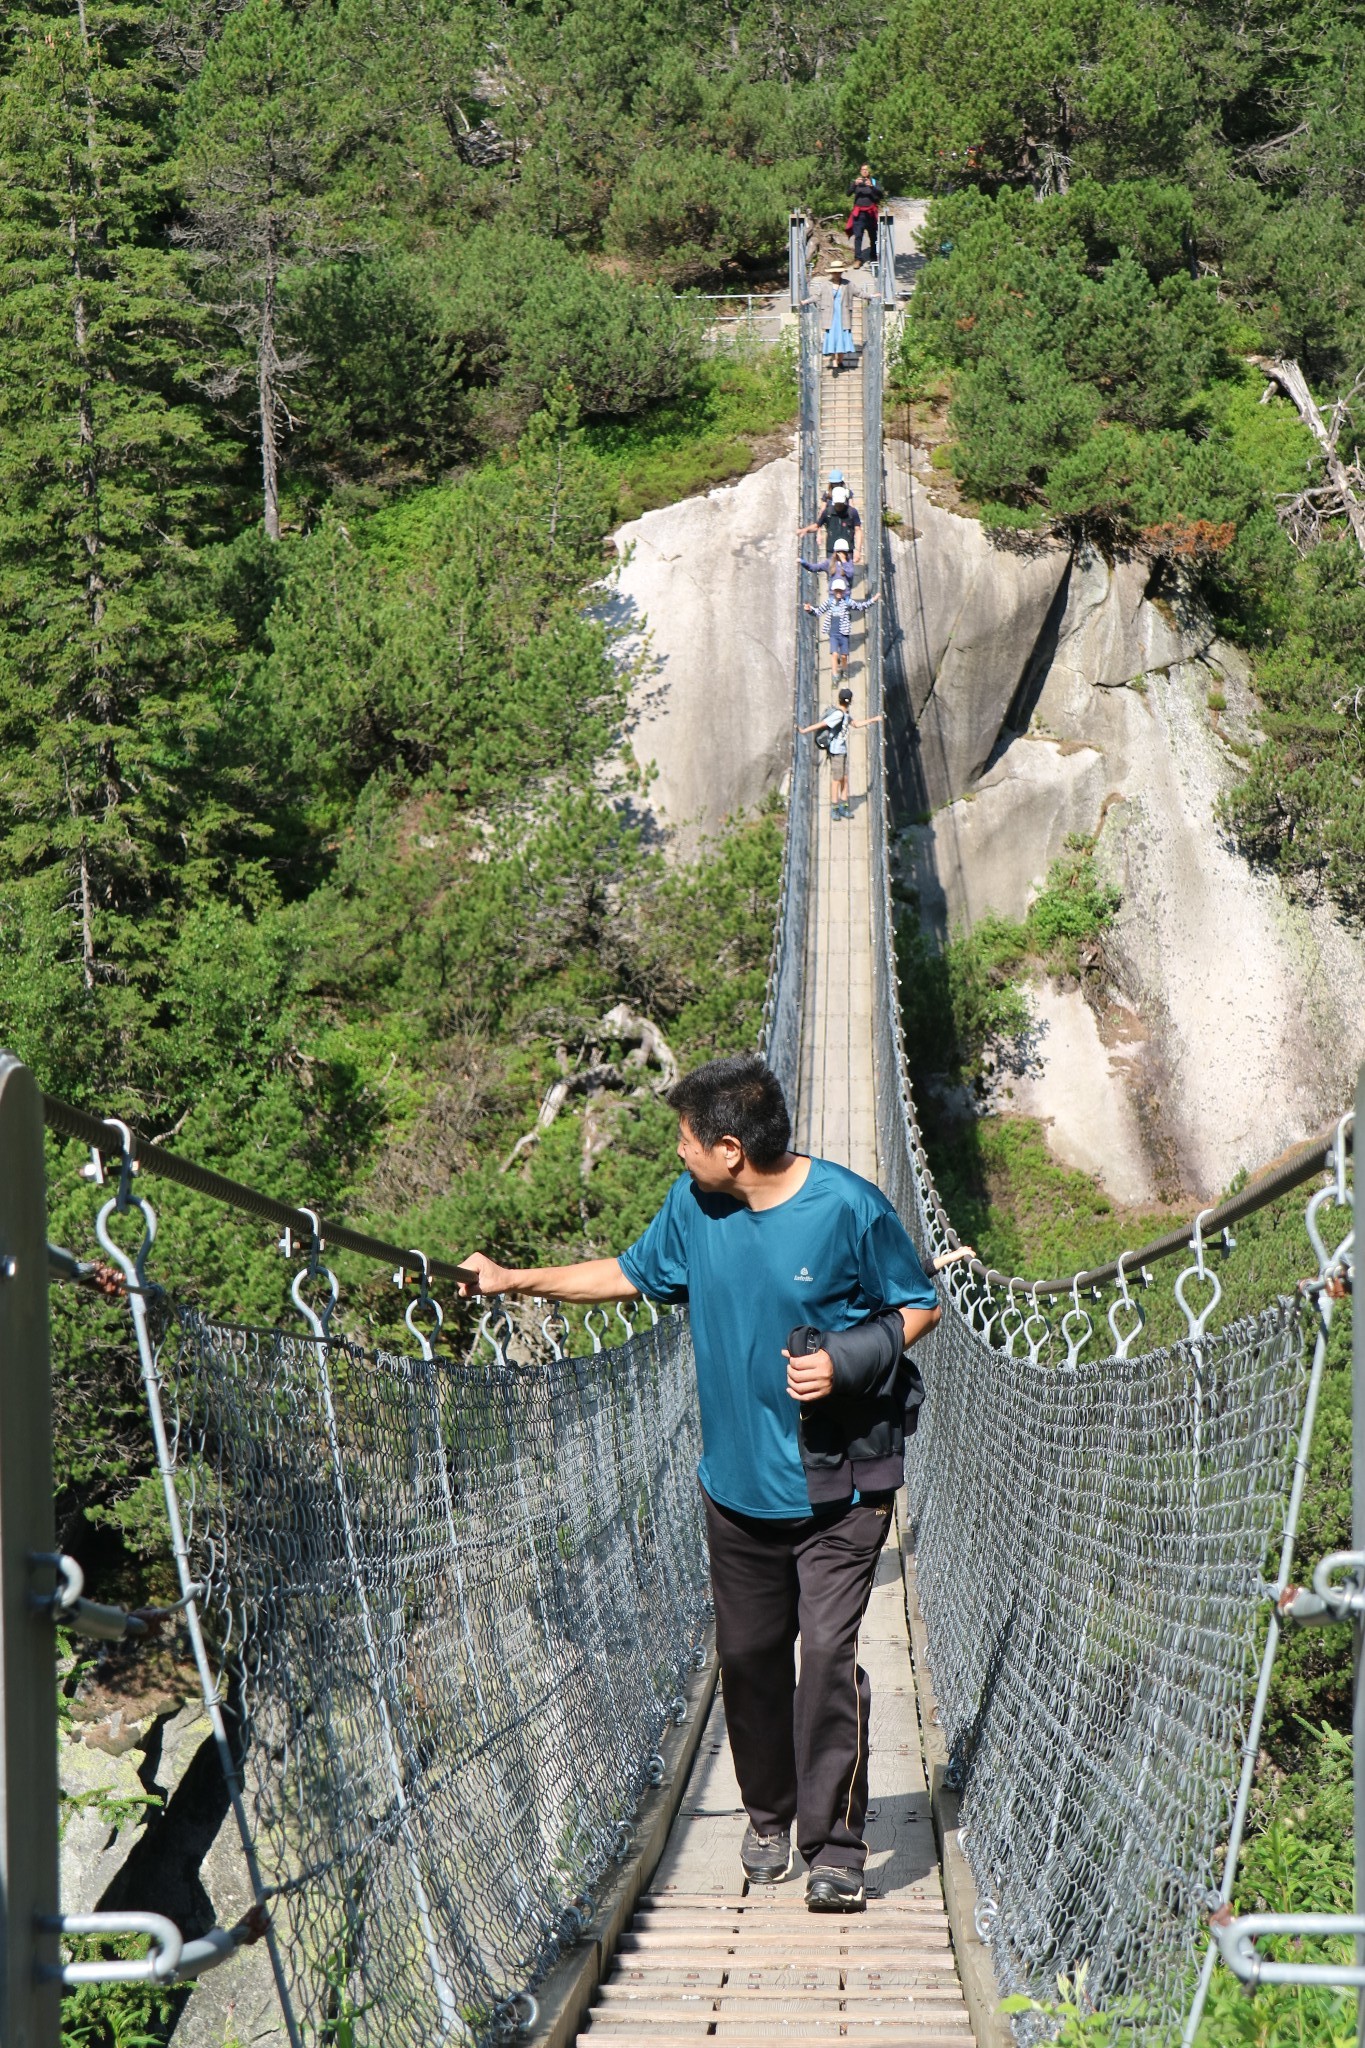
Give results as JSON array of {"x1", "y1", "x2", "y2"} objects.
[
  {"x1": 741, "y1": 1824, "x2": 794, "y2": 1883},
  {"x1": 806, "y1": 1863, "x2": 866, "y2": 1913}
]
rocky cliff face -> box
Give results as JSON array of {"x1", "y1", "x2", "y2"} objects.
[
  {"x1": 610, "y1": 454, "x2": 798, "y2": 854},
  {"x1": 884, "y1": 436, "x2": 1365, "y2": 1200}
]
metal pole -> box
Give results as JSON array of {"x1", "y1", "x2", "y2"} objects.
[
  {"x1": 1356, "y1": 1059, "x2": 1364, "y2": 2042},
  {"x1": 0, "y1": 1053, "x2": 60, "y2": 2048}
]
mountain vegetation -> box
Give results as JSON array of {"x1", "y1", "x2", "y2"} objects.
[{"x1": 1, "y1": 0, "x2": 1361, "y2": 2039}]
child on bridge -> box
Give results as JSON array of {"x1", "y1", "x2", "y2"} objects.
[
  {"x1": 457, "y1": 1054, "x2": 940, "y2": 1915},
  {"x1": 799, "y1": 687, "x2": 884, "y2": 820},
  {"x1": 798, "y1": 535, "x2": 861, "y2": 589},
  {"x1": 805, "y1": 582, "x2": 879, "y2": 680}
]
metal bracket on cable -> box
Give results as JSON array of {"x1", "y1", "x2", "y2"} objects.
[
  {"x1": 28, "y1": 1550, "x2": 203, "y2": 1643},
  {"x1": 1211, "y1": 1908, "x2": 1365, "y2": 1990},
  {"x1": 40, "y1": 1904, "x2": 270, "y2": 1986},
  {"x1": 1277, "y1": 1547, "x2": 1365, "y2": 1627}
]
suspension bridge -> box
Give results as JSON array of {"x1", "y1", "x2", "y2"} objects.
[{"x1": 0, "y1": 205, "x2": 1361, "y2": 2048}]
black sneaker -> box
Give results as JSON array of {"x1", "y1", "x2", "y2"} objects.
[
  {"x1": 806, "y1": 1863, "x2": 866, "y2": 1913},
  {"x1": 741, "y1": 1824, "x2": 794, "y2": 1883}
]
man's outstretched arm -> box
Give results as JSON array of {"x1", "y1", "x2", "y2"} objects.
[{"x1": 457, "y1": 1251, "x2": 639, "y2": 1303}]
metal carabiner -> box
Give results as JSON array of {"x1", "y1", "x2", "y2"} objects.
[
  {"x1": 1175, "y1": 1207, "x2": 1222, "y2": 1341},
  {"x1": 1107, "y1": 1249, "x2": 1146, "y2": 1359},
  {"x1": 401, "y1": 1249, "x2": 443, "y2": 1364},
  {"x1": 1023, "y1": 1283, "x2": 1051, "y2": 1365},
  {"x1": 290, "y1": 1208, "x2": 339, "y2": 1340},
  {"x1": 1061, "y1": 1273, "x2": 1094, "y2": 1370}
]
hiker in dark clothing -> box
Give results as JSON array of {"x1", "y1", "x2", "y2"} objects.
[
  {"x1": 847, "y1": 165, "x2": 881, "y2": 266},
  {"x1": 798, "y1": 471, "x2": 863, "y2": 563},
  {"x1": 457, "y1": 1054, "x2": 940, "y2": 1913}
]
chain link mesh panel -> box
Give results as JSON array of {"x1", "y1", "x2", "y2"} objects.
[
  {"x1": 908, "y1": 1297, "x2": 1303, "y2": 2040},
  {"x1": 857, "y1": 321, "x2": 1310, "y2": 2030},
  {"x1": 157, "y1": 1303, "x2": 709, "y2": 2048}
]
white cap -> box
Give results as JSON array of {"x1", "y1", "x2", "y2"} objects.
[
  {"x1": 832, "y1": 539, "x2": 850, "y2": 554},
  {"x1": 831, "y1": 578, "x2": 849, "y2": 594}
]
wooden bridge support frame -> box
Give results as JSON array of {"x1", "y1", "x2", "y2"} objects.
[{"x1": 0, "y1": 1053, "x2": 60, "y2": 2048}]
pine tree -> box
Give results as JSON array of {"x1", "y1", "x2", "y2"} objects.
[
  {"x1": 0, "y1": 0, "x2": 231, "y2": 1043},
  {"x1": 176, "y1": 0, "x2": 335, "y2": 539}
]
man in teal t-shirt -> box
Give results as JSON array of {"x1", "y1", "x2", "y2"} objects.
[{"x1": 459, "y1": 1053, "x2": 940, "y2": 1913}]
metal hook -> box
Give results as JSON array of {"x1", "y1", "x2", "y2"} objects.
[
  {"x1": 999, "y1": 1278, "x2": 1026, "y2": 1356},
  {"x1": 100, "y1": 1118, "x2": 139, "y2": 1212},
  {"x1": 540, "y1": 1306, "x2": 569, "y2": 1360},
  {"x1": 289, "y1": 1209, "x2": 338, "y2": 1339},
  {"x1": 1175, "y1": 1208, "x2": 1221, "y2": 1341},
  {"x1": 477, "y1": 1305, "x2": 513, "y2": 1368},
  {"x1": 1061, "y1": 1273, "x2": 1093, "y2": 1370},
  {"x1": 614, "y1": 1301, "x2": 636, "y2": 1340},
  {"x1": 1326, "y1": 1108, "x2": 1355, "y2": 1214},
  {"x1": 584, "y1": 1306, "x2": 608, "y2": 1354},
  {"x1": 1107, "y1": 1250, "x2": 1147, "y2": 1359},
  {"x1": 95, "y1": 1192, "x2": 157, "y2": 1298},
  {"x1": 1023, "y1": 1283, "x2": 1050, "y2": 1364},
  {"x1": 400, "y1": 1249, "x2": 443, "y2": 1363},
  {"x1": 1305, "y1": 1184, "x2": 1355, "y2": 1290}
]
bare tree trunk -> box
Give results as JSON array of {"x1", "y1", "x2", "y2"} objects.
[
  {"x1": 1265, "y1": 356, "x2": 1365, "y2": 560},
  {"x1": 63, "y1": 766, "x2": 97, "y2": 992},
  {"x1": 259, "y1": 233, "x2": 282, "y2": 541}
]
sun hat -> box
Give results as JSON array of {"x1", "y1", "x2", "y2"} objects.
[{"x1": 828, "y1": 469, "x2": 844, "y2": 483}]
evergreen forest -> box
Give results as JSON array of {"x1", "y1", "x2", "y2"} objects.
[{"x1": 3, "y1": 0, "x2": 1363, "y2": 2040}]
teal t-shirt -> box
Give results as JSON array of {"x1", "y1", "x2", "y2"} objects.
[{"x1": 618, "y1": 1157, "x2": 937, "y2": 1518}]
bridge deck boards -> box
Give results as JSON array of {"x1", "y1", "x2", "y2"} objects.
[
  {"x1": 573, "y1": 249, "x2": 975, "y2": 2048},
  {"x1": 573, "y1": 1498, "x2": 975, "y2": 2044},
  {"x1": 796, "y1": 279, "x2": 878, "y2": 1184}
]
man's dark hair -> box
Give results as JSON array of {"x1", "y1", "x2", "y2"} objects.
[{"x1": 667, "y1": 1055, "x2": 791, "y2": 1167}]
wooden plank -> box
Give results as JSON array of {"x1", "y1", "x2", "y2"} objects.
[{"x1": 595, "y1": 1993, "x2": 971, "y2": 2014}]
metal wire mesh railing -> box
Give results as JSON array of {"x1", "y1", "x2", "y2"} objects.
[
  {"x1": 814, "y1": 274, "x2": 1346, "y2": 2042},
  {"x1": 120, "y1": 1245, "x2": 709, "y2": 2048}
]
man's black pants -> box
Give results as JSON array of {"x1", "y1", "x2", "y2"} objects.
[{"x1": 703, "y1": 1487, "x2": 894, "y2": 1872}]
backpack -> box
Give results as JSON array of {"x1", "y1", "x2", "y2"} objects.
[
  {"x1": 825, "y1": 505, "x2": 856, "y2": 553},
  {"x1": 814, "y1": 711, "x2": 847, "y2": 752}
]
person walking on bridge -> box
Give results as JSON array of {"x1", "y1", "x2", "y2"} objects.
[
  {"x1": 800, "y1": 687, "x2": 884, "y2": 820},
  {"x1": 798, "y1": 535, "x2": 861, "y2": 590},
  {"x1": 805, "y1": 581, "x2": 879, "y2": 680},
  {"x1": 800, "y1": 471, "x2": 862, "y2": 563},
  {"x1": 458, "y1": 1054, "x2": 940, "y2": 1914},
  {"x1": 847, "y1": 165, "x2": 882, "y2": 268}
]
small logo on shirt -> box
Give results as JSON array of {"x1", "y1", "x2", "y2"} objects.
[{"x1": 794, "y1": 1265, "x2": 814, "y2": 1283}]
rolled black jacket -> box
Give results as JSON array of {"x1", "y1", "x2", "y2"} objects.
[{"x1": 788, "y1": 1306, "x2": 927, "y2": 1507}]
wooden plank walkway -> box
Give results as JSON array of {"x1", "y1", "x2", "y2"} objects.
[
  {"x1": 796, "y1": 278, "x2": 877, "y2": 1182},
  {"x1": 573, "y1": 1505, "x2": 974, "y2": 2043},
  {"x1": 572, "y1": 246, "x2": 977, "y2": 2048}
]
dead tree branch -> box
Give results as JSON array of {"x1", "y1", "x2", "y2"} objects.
[
  {"x1": 1262, "y1": 356, "x2": 1365, "y2": 559},
  {"x1": 501, "y1": 1003, "x2": 678, "y2": 1177}
]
